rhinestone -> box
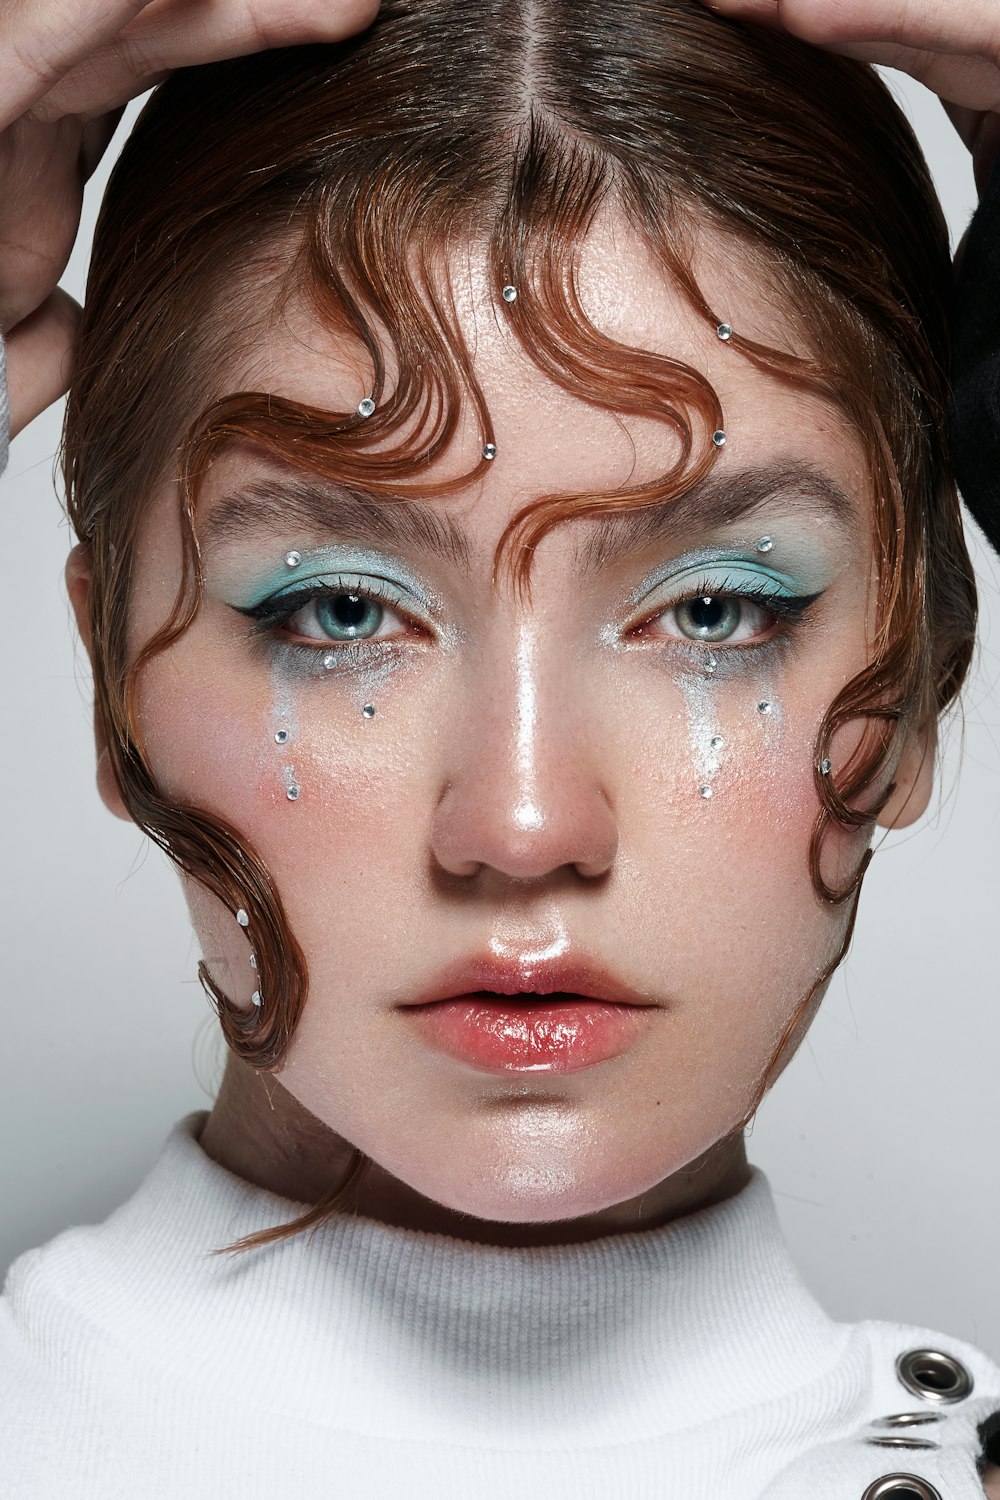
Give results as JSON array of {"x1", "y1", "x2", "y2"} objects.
[
  {"x1": 323, "y1": 653, "x2": 336, "y2": 670},
  {"x1": 274, "y1": 729, "x2": 289, "y2": 745},
  {"x1": 710, "y1": 735, "x2": 724, "y2": 750},
  {"x1": 821, "y1": 758, "x2": 832, "y2": 774},
  {"x1": 287, "y1": 784, "x2": 300, "y2": 801},
  {"x1": 251, "y1": 991, "x2": 262, "y2": 1008},
  {"x1": 362, "y1": 704, "x2": 376, "y2": 719},
  {"x1": 699, "y1": 785, "x2": 713, "y2": 799},
  {"x1": 502, "y1": 285, "x2": 517, "y2": 302},
  {"x1": 249, "y1": 953, "x2": 257, "y2": 969},
  {"x1": 716, "y1": 323, "x2": 733, "y2": 341},
  {"x1": 755, "y1": 535, "x2": 774, "y2": 553},
  {"x1": 705, "y1": 651, "x2": 718, "y2": 676},
  {"x1": 758, "y1": 700, "x2": 773, "y2": 715},
  {"x1": 357, "y1": 396, "x2": 376, "y2": 418},
  {"x1": 712, "y1": 429, "x2": 727, "y2": 447},
  {"x1": 236, "y1": 908, "x2": 250, "y2": 927},
  {"x1": 482, "y1": 443, "x2": 498, "y2": 460},
  {"x1": 284, "y1": 550, "x2": 301, "y2": 568}
]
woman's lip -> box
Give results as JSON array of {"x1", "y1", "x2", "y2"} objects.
[
  {"x1": 406, "y1": 995, "x2": 653, "y2": 1073},
  {"x1": 404, "y1": 954, "x2": 656, "y2": 1009}
]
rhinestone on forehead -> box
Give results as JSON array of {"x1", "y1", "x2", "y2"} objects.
[
  {"x1": 284, "y1": 550, "x2": 301, "y2": 568},
  {"x1": 482, "y1": 443, "x2": 497, "y2": 460},
  {"x1": 274, "y1": 729, "x2": 289, "y2": 745},
  {"x1": 710, "y1": 735, "x2": 724, "y2": 751},
  {"x1": 357, "y1": 396, "x2": 376, "y2": 418},
  {"x1": 712, "y1": 430, "x2": 727, "y2": 447},
  {"x1": 699, "y1": 785, "x2": 714, "y2": 799},
  {"x1": 502, "y1": 285, "x2": 517, "y2": 302},
  {"x1": 758, "y1": 700, "x2": 774, "y2": 715},
  {"x1": 362, "y1": 704, "x2": 376, "y2": 719},
  {"x1": 286, "y1": 784, "x2": 300, "y2": 801}
]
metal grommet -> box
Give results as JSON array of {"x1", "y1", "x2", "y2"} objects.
[
  {"x1": 872, "y1": 1414, "x2": 942, "y2": 1429},
  {"x1": 896, "y1": 1348, "x2": 973, "y2": 1404},
  {"x1": 860, "y1": 1476, "x2": 942, "y2": 1500},
  {"x1": 866, "y1": 1436, "x2": 939, "y2": 1451}
]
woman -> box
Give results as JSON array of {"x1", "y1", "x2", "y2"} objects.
[{"x1": 1, "y1": 1, "x2": 998, "y2": 1495}]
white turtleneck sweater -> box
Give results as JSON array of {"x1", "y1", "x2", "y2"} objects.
[{"x1": 2, "y1": 1110, "x2": 999, "y2": 1499}]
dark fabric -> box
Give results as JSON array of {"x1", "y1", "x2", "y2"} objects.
[{"x1": 950, "y1": 152, "x2": 1000, "y2": 557}]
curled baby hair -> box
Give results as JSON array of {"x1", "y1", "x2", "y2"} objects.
[{"x1": 62, "y1": 0, "x2": 976, "y2": 1253}]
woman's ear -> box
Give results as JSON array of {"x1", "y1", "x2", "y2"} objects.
[
  {"x1": 874, "y1": 717, "x2": 938, "y2": 831},
  {"x1": 65, "y1": 543, "x2": 132, "y2": 825}
]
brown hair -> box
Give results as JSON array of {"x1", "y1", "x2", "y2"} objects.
[{"x1": 62, "y1": 0, "x2": 976, "y2": 1252}]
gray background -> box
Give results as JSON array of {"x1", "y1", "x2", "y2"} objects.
[{"x1": 1, "y1": 73, "x2": 998, "y2": 1353}]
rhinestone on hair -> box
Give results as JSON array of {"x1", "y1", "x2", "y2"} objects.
[
  {"x1": 712, "y1": 430, "x2": 727, "y2": 447},
  {"x1": 251, "y1": 991, "x2": 262, "y2": 1008},
  {"x1": 236, "y1": 908, "x2": 250, "y2": 927},
  {"x1": 358, "y1": 396, "x2": 376, "y2": 418},
  {"x1": 482, "y1": 443, "x2": 497, "y2": 461},
  {"x1": 821, "y1": 758, "x2": 832, "y2": 775},
  {"x1": 716, "y1": 323, "x2": 733, "y2": 341},
  {"x1": 502, "y1": 285, "x2": 517, "y2": 303}
]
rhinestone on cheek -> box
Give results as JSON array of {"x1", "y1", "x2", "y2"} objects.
[
  {"x1": 758, "y1": 700, "x2": 773, "y2": 715},
  {"x1": 362, "y1": 704, "x2": 376, "y2": 719},
  {"x1": 699, "y1": 785, "x2": 714, "y2": 799},
  {"x1": 323, "y1": 653, "x2": 336, "y2": 671},
  {"x1": 274, "y1": 729, "x2": 289, "y2": 745},
  {"x1": 710, "y1": 735, "x2": 724, "y2": 750},
  {"x1": 286, "y1": 784, "x2": 300, "y2": 801}
]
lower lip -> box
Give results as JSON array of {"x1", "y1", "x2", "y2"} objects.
[{"x1": 407, "y1": 996, "x2": 652, "y2": 1073}]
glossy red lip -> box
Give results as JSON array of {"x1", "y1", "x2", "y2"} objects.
[
  {"x1": 404, "y1": 954, "x2": 655, "y2": 1010},
  {"x1": 401, "y1": 954, "x2": 658, "y2": 1073}
]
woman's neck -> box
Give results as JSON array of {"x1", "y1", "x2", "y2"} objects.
[{"x1": 198, "y1": 1055, "x2": 751, "y2": 1247}]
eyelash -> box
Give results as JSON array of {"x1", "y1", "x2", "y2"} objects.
[{"x1": 236, "y1": 573, "x2": 823, "y2": 666}]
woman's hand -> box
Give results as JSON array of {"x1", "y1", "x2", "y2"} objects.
[
  {"x1": 698, "y1": 1, "x2": 1000, "y2": 191},
  {"x1": 0, "y1": 0, "x2": 379, "y2": 439}
]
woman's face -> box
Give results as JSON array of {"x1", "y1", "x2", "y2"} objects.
[{"x1": 80, "y1": 213, "x2": 932, "y2": 1229}]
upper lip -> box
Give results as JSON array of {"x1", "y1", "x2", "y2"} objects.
[{"x1": 405, "y1": 954, "x2": 657, "y2": 1008}]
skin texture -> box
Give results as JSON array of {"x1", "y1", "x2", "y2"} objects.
[{"x1": 69, "y1": 213, "x2": 936, "y2": 1247}]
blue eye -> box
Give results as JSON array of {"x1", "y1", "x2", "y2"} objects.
[
  {"x1": 236, "y1": 574, "x2": 415, "y2": 655},
  {"x1": 637, "y1": 575, "x2": 823, "y2": 647}
]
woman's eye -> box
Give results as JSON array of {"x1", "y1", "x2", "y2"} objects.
[
  {"x1": 283, "y1": 590, "x2": 406, "y2": 645},
  {"x1": 641, "y1": 592, "x2": 780, "y2": 645}
]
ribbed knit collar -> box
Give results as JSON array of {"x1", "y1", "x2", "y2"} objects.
[{"x1": 52, "y1": 1109, "x2": 849, "y2": 1443}]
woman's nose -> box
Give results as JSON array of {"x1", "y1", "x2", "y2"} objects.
[{"x1": 429, "y1": 625, "x2": 619, "y2": 881}]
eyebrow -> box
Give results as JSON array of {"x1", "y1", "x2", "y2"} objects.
[{"x1": 197, "y1": 460, "x2": 858, "y2": 572}]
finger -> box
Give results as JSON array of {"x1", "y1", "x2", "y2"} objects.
[
  {"x1": 29, "y1": 0, "x2": 381, "y2": 122},
  {"x1": 799, "y1": 37, "x2": 1000, "y2": 114},
  {"x1": 5, "y1": 288, "x2": 81, "y2": 437},
  {"x1": 701, "y1": 0, "x2": 1000, "y2": 58},
  {"x1": 0, "y1": 0, "x2": 155, "y2": 128}
]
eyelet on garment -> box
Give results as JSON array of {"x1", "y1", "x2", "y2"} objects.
[
  {"x1": 866, "y1": 1437, "x2": 939, "y2": 1451},
  {"x1": 896, "y1": 1348, "x2": 974, "y2": 1404},
  {"x1": 872, "y1": 1414, "x2": 943, "y2": 1428},
  {"x1": 860, "y1": 1476, "x2": 942, "y2": 1500}
]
